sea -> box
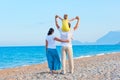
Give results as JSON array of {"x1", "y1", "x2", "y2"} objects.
[{"x1": 0, "y1": 45, "x2": 120, "y2": 69}]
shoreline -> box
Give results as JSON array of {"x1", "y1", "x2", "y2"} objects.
[
  {"x1": 0, "y1": 52, "x2": 120, "y2": 80},
  {"x1": 0, "y1": 51, "x2": 119, "y2": 70}
]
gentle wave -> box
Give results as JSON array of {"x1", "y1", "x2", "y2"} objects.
[
  {"x1": 0, "y1": 45, "x2": 120, "y2": 69},
  {"x1": 74, "y1": 52, "x2": 120, "y2": 59}
]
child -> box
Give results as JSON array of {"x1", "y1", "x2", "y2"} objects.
[
  {"x1": 56, "y1": 14, "x2": 76, "y2": 32},
  {"x1": 45, "y1": 28, "x2": 69, "y2": 74}
]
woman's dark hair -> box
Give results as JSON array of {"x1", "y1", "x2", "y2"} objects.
[{"x1": 47, "y1": 28, "x2": 54, "y2": 35}]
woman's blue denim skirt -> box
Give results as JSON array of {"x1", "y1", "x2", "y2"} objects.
[{"x1": 46, "y1": 48, "x2": 61, "y2": 70}]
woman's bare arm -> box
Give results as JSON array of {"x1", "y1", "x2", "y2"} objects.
[
  {"x1": 54, "y1": 37, "x2": 69, "y2": 42},
  {"x1": 45, "y1": 40, "x2": 48, "y2": 50}
]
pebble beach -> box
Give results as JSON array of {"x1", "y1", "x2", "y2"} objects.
[{"x1": 0, "y1": 53, "x2": 120, "y2": 80}]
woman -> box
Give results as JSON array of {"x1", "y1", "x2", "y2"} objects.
[{"x1": 45, "y1": 28, "x2": 69, "y2": 74}]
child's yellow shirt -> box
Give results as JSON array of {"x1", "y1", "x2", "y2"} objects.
[{"x1": 62, "y1": 19, "x2": 70, "y2": 32}]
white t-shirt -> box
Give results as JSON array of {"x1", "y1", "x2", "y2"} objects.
[
  {"x1": 46, "y1": 35, "x2": 56, "y2": 49},
  {"x1": 58, "y1": 28, "x2": 74, "y2": 47}
]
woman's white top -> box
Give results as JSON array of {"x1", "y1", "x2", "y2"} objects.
[{"x1": 46, "y1": 35, "x2": 56, "y2": 49}]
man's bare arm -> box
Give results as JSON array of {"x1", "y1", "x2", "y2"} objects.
[
  {"x1": 74, "y1": 16, "x2": 80, "y2": 31},
  {"x1": 55, "y1": 15, "x2": 60, "y2": 29}
]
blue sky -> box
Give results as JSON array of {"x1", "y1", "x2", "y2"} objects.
[{"x1": 0, "y1": 0, "x2": 120, "y2": 46}]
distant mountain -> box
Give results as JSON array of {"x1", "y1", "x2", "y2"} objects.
[
  {"x1": 116, "y1": 42, "x2": 120, "y2": 45},
  {"x1": 96, "y1": 31, "x2": 120, "y2": 45},
  {"x1": 72, "y1": 31, "x2": 120, "y2": 45}
]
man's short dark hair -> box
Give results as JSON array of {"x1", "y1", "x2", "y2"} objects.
[{"x1": 68, "y1": 23, "x2": 71, "y2": 28}]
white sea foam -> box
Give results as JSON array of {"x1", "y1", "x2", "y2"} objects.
[
  {"x1": 74, "y1": 51, "x2": 120, "y2": 60},
  {"x1": 74, "y1": 55, "x2": 92, "y2": 59},
  {"x1": 22, "y1": 65, "x2": 30, "y2": 67},
  {"x1": 96, "y1": 53, "x2": 105, "y2": 56}
]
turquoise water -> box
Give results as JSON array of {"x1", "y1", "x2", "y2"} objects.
[{"x1": 0, "y1": 45, "x2": 120, "y2": 69}]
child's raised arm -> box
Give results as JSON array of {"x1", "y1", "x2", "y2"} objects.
[
  {"x1": 69, "y1": 18, "x2": 76, "y2": 22},
  {"x1": 56, "y1": 15, "x2": 63, "y2": 21}
]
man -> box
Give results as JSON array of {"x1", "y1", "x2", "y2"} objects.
[{"x1": 55, "y1": 15, "x2": 80, "y2": 74}]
